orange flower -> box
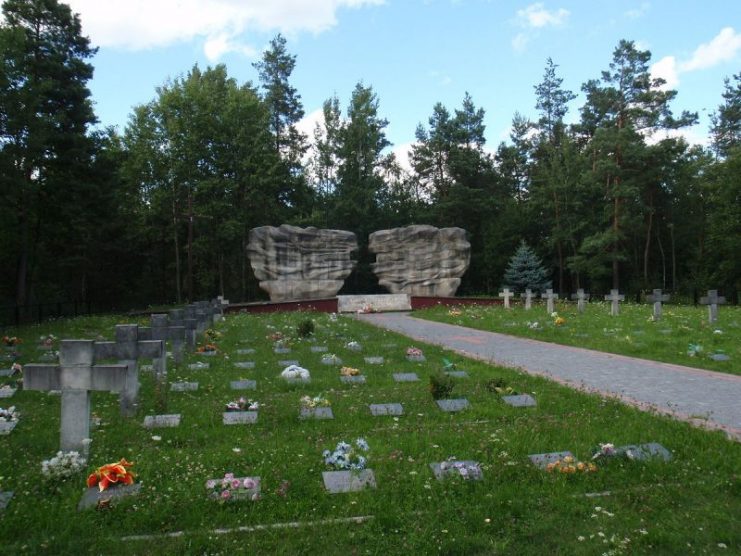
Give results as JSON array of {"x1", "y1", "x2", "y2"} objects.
[{"x1": 86, "y1": 458, "x2": 135, "y2": 492}]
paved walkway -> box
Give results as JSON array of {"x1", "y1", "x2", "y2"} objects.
[{"x1": 358, "y1": 313, "x2": 741, "y2": 441}]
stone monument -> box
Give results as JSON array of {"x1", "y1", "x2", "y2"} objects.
[
  {"x1": 368, "y1": 225, "x2": 470, "y2": 297},
  {"x1": 246, "y1": 225, "x2": 358, "y2": 301}
]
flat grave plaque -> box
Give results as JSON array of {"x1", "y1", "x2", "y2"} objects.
[
  {"x1": 615, "y1": 442, "x2": 672, "y2": 462},
  {"x1": 364, "y1": 356, "x2": 384, "y2": 365},
  {"x1": 322, "y1": 469, "x2": 376, "y2": 493},
  {"x1": 274, "y1": 347, "x2": 291, "y2": 354},
  {"x1": 223, "y1": 411, "x2": 258, "y2": 425},
  {"x1": 236, "y1": 349, "x2": 255, "y2": 355},
  {"x1": 711, "y1": 353, "x2": 730, "y2": 361},
  {"x1": 406, "y1": 355, "x2": 426, "y2": 362},
  {"x1": 393, "y1": 373, "x2": 419, "y2": 382},
  {"x1": 170, "y1": 382, "x2": 198, "y2": 392},
  {"x1": 0, "y1": 421, "x2": 17, "y2": 435},
  {"x1": 235, "y1": 361, "x2": 255, "y2": 369},
  {"x1": 310, "y1": 346, "x2": 328, "y2": 353},
  {"x1": 369, "y1": 403, "x2": 403, "y2": 416},
  {"x1": 0, "y1": 369, "x2": 12, "y2": 378},
  {"x1": 321, "y1": 357, "x2": 343, "y2": 366},
  {"x1": 0, "y1": 388, "x2": 16, "y2": 399},
  {"x1": 345, "y1": 343, "x2": 362, "y2": 352},
  {"x1": 78, "y1": 483, "x2": 141, "y2": 511},
  {"x1": 445, "y1": 371, "x2": 468, "y2": 378},
  {"x1": 278, "y1": 360, "x2": 300, "y2": 367},
  {"x1": 230, "y1": 380, "x2": 256, "y2": 390},
  {"x1": 206, "y1": 476, "x2": 260, "y2": 501},
  {"x1": 143, "y1": 414, "x2": 181, "y2": 428},
  {"x1": 283, "y1": 376, "x2": 310, "y2": 384},
  {"x1": 529, "y1": 451, "x2": 573, "y2": 469},
  {"x1": 188, "y1": 362, "x2": 209, "y2": 370},
  {"x1": 429, "y1": 461, "x2": 483, "y2": 481},
  {"x1": 0, "y1": 491, "x2": 13, "y2": 511},
  {"x1": 502, "y1": 394, "x2": 537, "y2": 407},
  {"x1": 200, "y1": 351, "x2": 218, "y2": 357},
  {"x1": 340, "y1": 375, "x2": 366, "y2": 385},
  {"x1": 436, "y1": 398, "x2": 470, "y2": 412},
  {"x1": 299, "y1": 407, "x2": 334, "y2": 420}
]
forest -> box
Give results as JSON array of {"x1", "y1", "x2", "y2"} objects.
[{"x1": 0, "y1": 0, "x2": 739, "y2": 314}]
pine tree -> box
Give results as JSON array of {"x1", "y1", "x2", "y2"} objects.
[{"x1": 503, "y1": 241, "x2": 552, "y2": 293}]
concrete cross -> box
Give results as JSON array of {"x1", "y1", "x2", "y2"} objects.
[
  {"x1": 699, "y1": 289, "x2": 726, "y2": 323},
  {"x1": 498, "y1": 287, "x2": 514, "y2": 309},
  {"x1": 522, "y1": 289, "x2": 533, "y2": 310},
  {"x1": 140, "y1": 314, "x2": 186, "y2": 364},
  {"x1": 24, "y1": 340, "x2": 128, "y2": 454},
  {"x1": 646, "y1": 288, "x2": 670, "y2": 320},
  {"x1": 94, "y1": 325, "x2": 165, "y2": 417},
  {"x1": 604, "y1": 289, "x2": 625, "y2": 316},
  {"x1": 541, "y1": 289, "x2": 559, "y2": 314},
  {"x1": 168, "y1": 308, "x2": 197, "y2": 350},
  {"x1": 570, "y1": 289, "x2": 590, "y2": 314}
]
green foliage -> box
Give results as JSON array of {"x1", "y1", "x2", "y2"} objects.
[
  {"x1": 428, "y1": 370, "x2": 455, "y2": 399},
  {"x1": 296, "y1": 318, "x2": 315, "y2": 338},
  {"x1": 503, "y1": 240, "x2": 552, "y2": 293}
]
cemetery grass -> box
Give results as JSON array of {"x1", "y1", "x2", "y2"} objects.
[
  {"x1": 416, "y1": 301, "x2": 741, "y2": 376},
  {"x1": 0, "y1": 312, "x2": 738, "y2": 554}
]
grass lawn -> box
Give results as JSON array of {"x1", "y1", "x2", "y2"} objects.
[
  {"x1": 0, "y1": 311, "x2": 738, "y2": 554},
  {"x1": 414, "y1": 301, "x2": 741, "y2": 376}
]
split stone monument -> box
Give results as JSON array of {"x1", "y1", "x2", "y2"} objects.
[
  {"x1": 247, "y1": 225, "x2": 358, "y2": 301},
  {"x1": 369, "y1": 225, "x2": 470, "y2": 297}
]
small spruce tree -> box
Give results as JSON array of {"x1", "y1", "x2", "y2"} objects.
[{"x1": 502, "y1": 241, "x2": 552, "y2": 293}]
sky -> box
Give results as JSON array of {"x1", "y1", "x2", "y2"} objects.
[{"x1": 62, "y1": 0, "x2": 741, "y2": 165}]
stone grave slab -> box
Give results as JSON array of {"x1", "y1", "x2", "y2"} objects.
[
  {"x1": 406, "y1": 354, "x2": 426, "y2": 362},
  {"x1": 230, "y1": 380, "x2": 256, "y2": 390},
  {"x1": 529, "y1": 451, "x2": 573, "y2": 469},
  {"x1": 502, "y1": 394, "x2": 537, "y2": 407},
  {"x1": 711, "y1": 353, "x2": 730, "y2": 361},
  {"x1": 393, "y1": 373, "x2": 419, "y2": 382},
  {"x1": 340, "y1": 375, "x2": 366, "y2": 385},
  {"x1": 236, "y1": 348, "x2": 255, "y2": 355},
  {"x1": 143, "y1": 414, "x2": 181, "y2": 428},
  {"x1": 206, "y1": 476, "x2": 260, "y2": 501},
  {"x1": 364, "y1": 356, "x2": 384, "y2": 365},
  {"x1": 436, "y1": 398, "x2": 470, "y2": 412},
  {"x1": 199, "y1": 350, "x2": 218, "y2": 357},
  {"x1": 345, "y1": 343, "x2": 363, "y2": 352},
  {"x1": 188, "y1": 362, "x2": 209, "y2": 370},
  {"x1": 274, "y1": 347, "x2": 291, "y2": 354},
  {"x1": 170, "y1": 382, "x2": 198, "y2": 392},
  {"x1": 322, "y1": 469, "x2": 377, "y2": 493},
  {"x1": 235, "y1": 361, "x2": 255, "y2": 369},
  {"x1": 310, "y1": 346, "x2": 328, "y2": 353},
  {"x1": 0, "y1": 387, "x2": 16, "y2": 399},
  {"x1": 0, "y1": 421, "x2": 17, "y2": 435},
  {"x1": 299, "y1": 407, "x2": 334, "y2": 420},
  {"x1": 278, "y1": 360, "x2": 300, "y2": 367},
  {"x1": 429, "y1": 461, "x2": 483, "y2": 481},
  {"x1": 0, "y1": 369, "x2": 12, "y2": 378},
  {"x1": 338, "y1": 294, "x2": 411, "y2": 313},
  {"x1": 0, "y1": 491, "x2": 13, "y2": 511},
  {"x1": 615, "y1": 442, "x2": 672, "y2": 462},
  {"x1": 78, "y1": 483, "x2": 142, "y2": 511},
  {"x1": 283, "y1": 376, "x2": 310, "y2": 384},
  {"x1": 445, "y1": 371, "x2": 468, "y2": 378},
  {"x1": 369, "y1": 403, "x2": 403, "y2": 416},
  {"x1": 223, "y1": 411, "x2": 258, "y2": 425},
  {"x1": 321, "y1": 356, "x2": 343, "y2": 366}
]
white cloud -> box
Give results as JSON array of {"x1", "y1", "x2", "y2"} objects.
[
  {"x1": 516, "y1": 3, "x2": 569, "y2": 29},
  {"x1": 650, "y1": 55, "x2": 679, "y2": 89},
  {"x1": 680, "y1": 27, "x2": 741, "y2": 72},
  {"x1": 624, "y1": 2, "x2": 650, "y2": 19},
  {"x1": 393, "y1": 142, "x2": 415, "y2": 174},
  {"x1": 511, "y1": 33, "x2": 529, "y2": 52},
  {"x1": 644, "y1": 125, "x2": 709, "y2": 147},
  {"x1": 66, "y1": 0, "x2": 384, "y2": 59}
]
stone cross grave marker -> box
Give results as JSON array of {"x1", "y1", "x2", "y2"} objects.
[
  {"x1": 522, "y1": 289, "x2": 533, "y2": 310},
  {"x1": 541, "y1": 289, "x2": 559, "y2": 314},
  {"x1": 24, "y1": 340, "x2": 128, "y2": 454},
  {"x1": 498, "y1": 287, "x2": 514, "y2": 309},
  {"x1": 604, "y1": 289, "x2": 625, "y2": 316},
  {"x1": 646, "y1": 289, "x2": 670, "y2": 320},
  {"x1": 168, "y1": 308, "x2": 197, "y2": 350},
  {"x1": 140, "y1": 314, "x2": 186, "y2": 364},
  {"x1": 699, "y1": 290, "x2": 726, "y2": 324},
  {"x1": 570, "y1": 289, "x2": 590, "y2": 314},
  {"x1": 94, "y1": 324, "x2": 165, "y2": 417}
]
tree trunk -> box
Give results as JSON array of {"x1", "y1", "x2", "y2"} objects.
[
  {"x1": 172, "y1": 199, "x2": 181, "y2": 304},
  {"x1": 656, "y1": 224, "x2": 666, "y2": 290},
  {"x1": 643, "y1": 192, "x2": 654, "y2": 286},
  {"x1": 186, "y1": 192, "x2": 194, "y2": 302}
]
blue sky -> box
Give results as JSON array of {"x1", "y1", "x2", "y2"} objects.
[{"x1": 67, "y1": 0, "x2": 741, "y2": 163}]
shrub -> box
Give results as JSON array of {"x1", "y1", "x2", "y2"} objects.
[
  {"x1": 297, "y1": 319, "x2": 315, "y2": 338},
  {"x1": 429, "y1": 371, "x2": 455, "y2": 399}
]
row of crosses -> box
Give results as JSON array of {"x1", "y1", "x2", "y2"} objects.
[{"x1": 23, "y1": 298, "x2": 227, "y2": 455}]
